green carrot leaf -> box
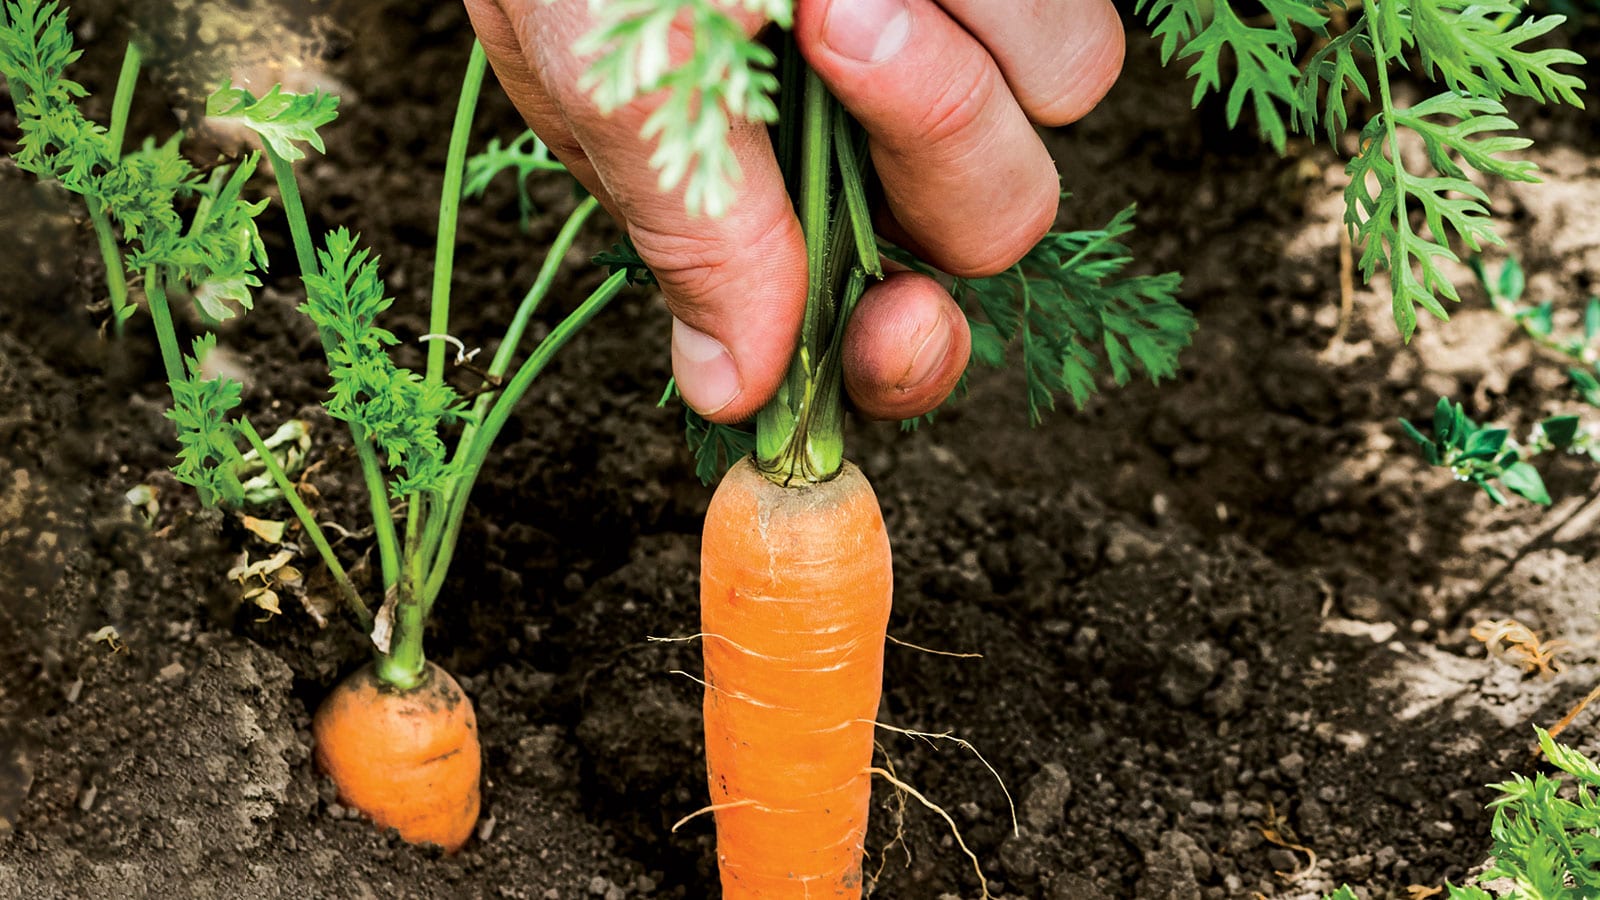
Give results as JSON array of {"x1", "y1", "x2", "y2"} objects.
[
  {"x1": 463, "y1": 130, "x2": 568, "y2": 231},
  {"x1": 206, "y1": 81, "x2": 340, "y2": 163},
  {"x1": 0, "y1": 0, "x2": 108, "y2": 182},
  {"x1": 1136, "y1": 0, "x2": 1325, "y2": 151},
  {"x1": 180, "y1": 155, "x2": 271, "y2": 320},
  {"x1": 593, "y1": 236, "x2": 657, "y2": 286},
  {"x1": 166, "y1": 333, "x2": 245, "y2": 508},
  {"x1": 301, "y1": 229, "x2": 465, "y2": 497},
  {"x1": 685, "y1": 408, "x2": 756, "y2": 485},
  {"x1": 1344, "y1": 93, "x2": 1539, "y2": 341},
  {"x1": 658, "y1": 378, "x2": 753, "y2": 484},
  {"x1": 96, "y1": 135, "x2": 194, "y2": 249},
  {"x1": 1294, "y1": 20, "x2": 1372, "y2": 144},
  {"x1": 953, "y1": 205, "x2": 1193, "y2": 422},
  {"x1": 1408, "y1": 0, "x2": 1586, "y2": 107},
  {"x1": 575, "y1": 0, "x2": 783, "y2": 217}
]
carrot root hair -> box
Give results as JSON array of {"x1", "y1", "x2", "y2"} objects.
[
  {"x1": 884, "y1": 633, "x2": 984, "y2": 659},
  {"x1": 866, "y1": 743, "x2": 912, "y2": 891},
  {"x1": 867, "y1": 766, "x2": 993, "y2": 900},
  {"x1": 671, "y1": 799, "x2": 762, "y2": 833},
  {"x1": 864, "y1": 720, "x2": 1019, "y2": 837}
]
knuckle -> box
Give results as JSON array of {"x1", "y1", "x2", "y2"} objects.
[
  {"x1": 627, "y1": 209, "x2": 794, "y2": 315},
  {"x1": 946, "y1": 186, "x2": 1056, "y2": 277},
  {"x1": 910, "y1": 58, "x2": 1003, "y2": 152},
  {"x1": 538, "y1": 128, "x2": 590, "y2": 166},
  {"x1": 1024, "y1": 16, "x2": 1125, "y2": 126}
]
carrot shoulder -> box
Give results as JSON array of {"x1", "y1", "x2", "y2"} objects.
[
  {"x1": 701, "y1": 457, "x2": 894, "y2": 897},
  {"x1": 312, "y1": 661, "x2": 482, "y2": 853}
]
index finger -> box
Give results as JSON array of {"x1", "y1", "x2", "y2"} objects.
[{"x1": 489, "y1": 0, "x2": 809, "y2": 422}]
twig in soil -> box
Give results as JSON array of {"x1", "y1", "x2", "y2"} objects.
[
  {"x1": 1541, "y1": 682, "x2": 1600, "y2": 748},
  {"x1": 1470, "y1": 618, "x2": 1569, "y2": 679},
  {"x1": 1259, "y1": 802, "x2": 1318, "y2": 882},
  {"x1": 885, "y1": 634, "x2": 982, "y2": 658}
]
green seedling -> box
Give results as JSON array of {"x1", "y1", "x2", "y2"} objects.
[
  {"x1": 1402, "y1": 257, "x2": 1600, "y2": 505},
  {"x1": 1138, "y1": 0, "x2": 1587, "y2": 340},
  {"x1": 1326, "y1": 728, "x2": 1600, "y2": 899},
  {"x1": 1, "y1": 0, "x2": 621, "y2": 689}
]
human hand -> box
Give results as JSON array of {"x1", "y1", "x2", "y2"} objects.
[{"x1": 461, "y1": 0, "x2": 1124, "y2": 422}]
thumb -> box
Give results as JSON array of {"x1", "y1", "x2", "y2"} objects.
[{"x1": 641, "y1": 153, "x2": 807, "y2": 422}]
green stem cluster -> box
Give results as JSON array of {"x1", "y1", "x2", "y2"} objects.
[
  {"x1": 753, "y1": 54, "x2": 878, "y2": 486},
  {"x1": 254, "y1": 42, "x2": 623, "y2": 690}
]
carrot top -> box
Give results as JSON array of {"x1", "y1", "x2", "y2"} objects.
[{"x1": 751, "y1": 57, "x2": 881, "y2": 486}]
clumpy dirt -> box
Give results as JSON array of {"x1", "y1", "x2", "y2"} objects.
[{"x1": 3, "y1": 1, "x2": 1599, "y2": 898}]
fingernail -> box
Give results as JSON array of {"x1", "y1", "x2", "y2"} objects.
[
  {"x1": 672, "y1": 318, "x2": 741, "y2": 416},
  {"x1": 823, "y1": 0, "x2": 911, "y2": 64},
  {"x1": 899, "y1": 312, "x2": 953, "y2": 391}
]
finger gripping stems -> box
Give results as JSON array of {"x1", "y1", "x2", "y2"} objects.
[{"x1": 700, "y1": 458, "x2": 893, "y2": 897}]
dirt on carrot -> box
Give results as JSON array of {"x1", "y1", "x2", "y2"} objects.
[{"x1": 6, "y1": 1, "x2": 1600, "y2": 898}]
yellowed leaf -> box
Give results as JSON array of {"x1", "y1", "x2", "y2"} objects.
[
  {"x1": 230, "y1": 549, "x2": 296, "y2": 584},
  {"x1": 243, "y1": 586, "x2": 282, "y2": 617},
  {"x1": 239, "y1": 515, "x2": 287, "y2": 543}
]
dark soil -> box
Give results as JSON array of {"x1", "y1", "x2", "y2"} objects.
[{"x1": 3, "y1": 2, "x2": 1599, "y2": 898}]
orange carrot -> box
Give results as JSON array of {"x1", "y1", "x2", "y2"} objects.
[
  {"x1": 700, "y1": 457, "x2": 893, "y2": 897},
  {"x1": 312, "y1": 661, "x2": 481, "y2": 853}
]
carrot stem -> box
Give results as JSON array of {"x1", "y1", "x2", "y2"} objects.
[
  {"x1": 91, "y1": 42, "x2": 140, "y2": 335},
  {"x1": 262, "y1": 142, "x2": 320, "y2": 287},
  {"x1": 755, "y1": 65, "x2": 844, "y2": 484},
  {"x1": 420, "y1": 269, "x2": 628, "y2": 612},
  {"x1": 265, "y1": 140, "x2": 403, "y2": 593},
  {"x1": 106, "y1": 42, "x2": 141, "y2": 157},
  {"x1": 88, "y1": 199, "x2": 131, "y2": 331},
  {"x1": 421, "y1": 194, "x2": 601, "y2": 578},
  {"x1": 425, "y1": 40, "x2": 487, "y2": 389},
  {"x1": 143, "y1": 267, "x2": 184, "y2": 387}
]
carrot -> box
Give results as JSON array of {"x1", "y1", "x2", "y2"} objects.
[
  {"x1": 312, "y1": 661, "x2": 481, "y2": 853},
  {"x1": 700, "y1": 457, "x2": 893, "y2": 897}
]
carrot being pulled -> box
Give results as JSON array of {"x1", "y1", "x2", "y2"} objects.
[
  {"x1": 701, "y1": 459, "x2": 893, "y2": 894},
  {"x1": 676, "y1": 58, "x2": 900, "y2": 896}
]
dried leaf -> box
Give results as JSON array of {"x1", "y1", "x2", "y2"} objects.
[
  {"x1": 242, "y1": 585, "x2": 282, "y2": 616},
  {"x1": 227, "y1": 548, "x2": 297, "y2": 584},
  {"x1": 369, "y1": 585, "x2": 398, "y2": 654},
  {"x1": 1471, "y1": 618, "x2": 1569, "y2": 679},
  {"x1": 1259, "y1": 803, "x2": 1317, "y2": 882},
  {"x1": 239, "y1": 514, "x2": 287, "y2": 543},
  {"x1": 90, "y1": 625, "x2": 124, "y2": 654}
]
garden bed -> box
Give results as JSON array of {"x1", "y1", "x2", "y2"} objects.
[{"x1": 2, "y1": 0, "x2": 1598, "y2": 897}]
